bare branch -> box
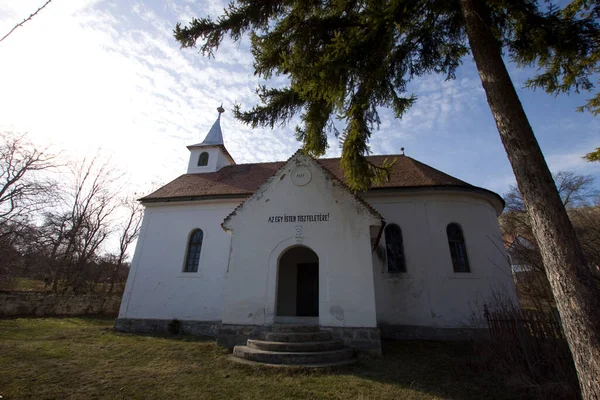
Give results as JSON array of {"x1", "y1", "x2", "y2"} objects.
[
  {"x1": 116, "y1": 198, "x2": 143, "y2": 266},
  {"x1": 503, "y1": 170, "x2": 597, "y2": 212},
  {"x1": 0, "y1": 0, "x2": 52, "y2": 44},
  {"x1": 0, "y1": 131, "x2": 58, "y2": 224},
  {"x1": 39, "y1": 153, "x2": 125, "y2": 291}
]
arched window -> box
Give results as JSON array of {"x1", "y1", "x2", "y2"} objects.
[
  {"x1": 184, "y1": 229, "x2": 203, "y2": 272},
  {"x1": 447, "y1": 223, "x2": 470, "y2": 272},
  {"x1": 198, "y1": 152, "x2": 209, "y2": 166},
  {"x1": 385, "y1": 224, "x2": 406, "y2": 273}
]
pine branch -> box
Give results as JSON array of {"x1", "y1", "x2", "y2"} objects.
[{"x1": 0, "y1": 0, "x2": 52, "y2": 44}]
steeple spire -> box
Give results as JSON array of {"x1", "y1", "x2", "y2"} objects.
[
  {"x1": 197, "y1": 105, "x2": 225, "y2": 146},
  {"x1": 186, "y1": 105, "x2": 235, "y2": 173}
]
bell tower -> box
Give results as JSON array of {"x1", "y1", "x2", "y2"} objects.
[{"x1": 187, "y1": 105, "x2": 235, "y2": 173}]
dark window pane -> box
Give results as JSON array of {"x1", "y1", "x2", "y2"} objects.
[
  {"x1": 198, "y1": 152, "x2": 209, "y2": 166},
  {"x1": 447, "y1": 223, "x2": 470, "y2": 272},
  {"x1": 184, "y1": 229, "x2": 203, "y2": 272},
  {"x1": 385, "y1": 224, "x2": 406, "y2": 273}
]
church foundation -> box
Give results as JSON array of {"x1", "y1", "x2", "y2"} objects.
[
  {"x1": 114, "y1": 318, "x2": 221, "y2": 337},
  {"x1": 115, "y1": 319, "x2": 485, "y2": 353},
  {"x1": 320, "y1": 326, "x2": 382, "y2": 355}
]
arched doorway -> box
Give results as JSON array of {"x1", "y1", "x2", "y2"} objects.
[{"x1": 276, "y1": 246, "x2": 319, "y2": 317}]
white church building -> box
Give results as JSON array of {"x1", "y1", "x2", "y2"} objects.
[{"x1": 116, "y1": 107, "x2": 517, "y2": 354}]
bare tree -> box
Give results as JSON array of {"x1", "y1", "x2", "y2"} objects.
[
  {"x1": 555, "y1": 171, "x2": 597, "y2": 208},
  {"x1": 570, "y1": 204, "x2": 600, "y2": 281},
  {"x1": 502, "y1": 171, "x2": 600, "y2": 308},
  {"x1": 0, "y1": 131, "x2": 57, "y2": 227},
  {"x1": 106, "y1": 197, "x2": 143, "y2": 294},
  {"x1": 43, "y1": 155, "x2": 122, "y2": 292},
  {"x1": 504, "y1": 234, "x2": 556, "y2": 311},
  {"x1": 504, "y1": 170, "x2": 597, "y2": 212},
  {"x1": 0, "y1": 135, "x2": 145, "y2": 294},
  {"x1": 0, "y1": 132, "x2": 57, "y2": 288}
]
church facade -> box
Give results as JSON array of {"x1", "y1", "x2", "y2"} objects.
[{"x1": 115, "y1": 109, "x2": 517, "y2": 353}]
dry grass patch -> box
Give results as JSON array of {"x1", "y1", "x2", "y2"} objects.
[{"x1": 1, "y1": 318, "x2": 524, "y2": 399}]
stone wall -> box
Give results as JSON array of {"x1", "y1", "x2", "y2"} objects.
[
  {"x1": 114, "y1": 318, "x2": 220, "y2": 337},
  {"x1": 323, "y1": 326, "x2": 382, "y2": 354},
  {"x1": 0, "y1": 291, "x2": 122, "y2": 317}
]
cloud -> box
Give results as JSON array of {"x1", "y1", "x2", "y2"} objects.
[
  {"x1": 0, "y1": 0, "x2": 597, "y2": 211},
  {"x1": 547, "y1": 150, "x2": 599, "y2": 175},
  {"x1": 0, "y1": 0, "x2": 298, "y2": 194}
]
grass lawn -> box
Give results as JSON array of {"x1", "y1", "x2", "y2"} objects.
[{"x1": 0, "y1": 318, "x2": 523, "y2": 400}]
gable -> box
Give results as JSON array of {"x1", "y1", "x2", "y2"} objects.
[{"x1": 222, "y1": 152, "x2": 382, "y2": 232}]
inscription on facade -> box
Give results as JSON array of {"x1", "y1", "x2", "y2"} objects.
[
  {"x1": 291, "y1": 166, "x2": 311, "y2": 186},
  {"x1": 268, "y1": 213, "x2": 330, "y2": 223}
]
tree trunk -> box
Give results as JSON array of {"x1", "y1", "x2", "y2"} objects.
[{"x1": 460, "y1": 1, "x2": 600, "y2": 398}]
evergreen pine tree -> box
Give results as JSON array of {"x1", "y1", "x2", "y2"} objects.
[
  {"x1": 175, "y1": 1, "x2": 600, "y2": 396},
  {"x1": 510, "y1": 0, "x2": 600, "y2": 161}
]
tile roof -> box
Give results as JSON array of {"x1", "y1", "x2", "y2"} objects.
[{"x1": 141, "y1": 154, "x2": 493, "y2": 203}]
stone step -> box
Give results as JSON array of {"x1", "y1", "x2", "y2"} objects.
[
  {"x1": 271, "y1": 324, "x2": 320, "y2": 333},
  {"x1": 233, "y1": 346, "x2": 354, "y2": 365},
  {"x1": 247, "y1": 339, "x2": 344, "y2": 352},
  {"x1": 262, "y1": 331, "x2": 332, "y2": 342}
]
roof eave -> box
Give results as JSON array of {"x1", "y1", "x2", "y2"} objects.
[
  {"x1": 186, "y1": 143, "x2": 220, "y2": 150},
  {"x1": 140, "y1": 193, "x2": 251, "y2": 204},
  {"x1": 365, "y1": 185, "x2": 505, "y2": 213}
]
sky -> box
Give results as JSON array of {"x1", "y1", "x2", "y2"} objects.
[{"x1": 0, "y1": 0, "x2": 599, "y2": 202}]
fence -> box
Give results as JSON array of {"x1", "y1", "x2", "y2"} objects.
[
  {"x1": 484, "y1": 307, "x2": 564, "y2": 342},
  {"x1": 482, "y1": 306, "x2": 579, "y2": 398}
]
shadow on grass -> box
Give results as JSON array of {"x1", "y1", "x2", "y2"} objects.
[
  {"x1": 349, "y1": 340, "x2": 509, "y2": 400},
  {"x1": 0, "y1": 318, "x2": 523, "y2": 399},
  {"x1": 1, "y1": 319, "x2": 530, "y2": 400},
  {"x1": 108, "y1": 329, "x2": 515, "y2": 399},
  {"x1": 222, "y1": 340, "x2": 518, "y2": 400},
  {"x1": 90, "y1": 322, "x2": 530, "y2": 399},
  {"x1": 110, "y1": 327, "x2": 219, "y2": 343}
]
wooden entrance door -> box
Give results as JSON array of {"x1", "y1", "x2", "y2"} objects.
[{"x1": 296, "y1": 262, "x2": 319, "y2": 316}]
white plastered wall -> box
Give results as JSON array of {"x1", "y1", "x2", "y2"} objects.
[
  {"x1": 365, "y1": 191, "x2": 517, "y2": 328},
  {"x1": 221, "y1": 155, "x2": 381, "y2": 328},
  {"x1": 118, "y1": 200, "x2": 241, "y2": 321},
  {"x1": 186, "y1": 146, "x2": 232, "y2": 173},
  {"x1": 119, "y1": 157, "x2": 516, "y2": 331}
]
